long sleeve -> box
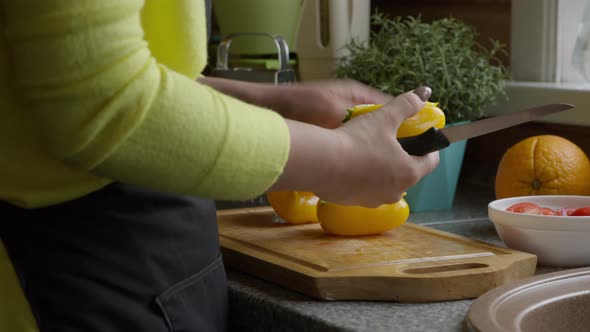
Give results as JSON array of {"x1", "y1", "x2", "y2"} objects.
[{"x1": 1, "y1": 0, "x2": 290, "y2": 200}]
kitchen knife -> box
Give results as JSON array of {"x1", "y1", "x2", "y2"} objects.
[{"x1": 398, "y1": 103, "x2": 574, "y2": 156}]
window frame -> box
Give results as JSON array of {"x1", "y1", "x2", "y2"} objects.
[{"x1": 488, "y1": 0, "x2": 590, "y2": 125}]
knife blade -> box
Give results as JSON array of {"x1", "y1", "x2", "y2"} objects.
[{"x1": 398, "y1": 103, "x2": 574, "y2": 156}]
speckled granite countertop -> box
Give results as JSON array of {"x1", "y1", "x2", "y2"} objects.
[{"x1": 221, "y1": 185, "x2": 565, "y2": 332}]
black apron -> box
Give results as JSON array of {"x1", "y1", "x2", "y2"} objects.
[{"x1": 0, "y1": 182, "x2": 228, "y2": 332}]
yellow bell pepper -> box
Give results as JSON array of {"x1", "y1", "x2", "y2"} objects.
[
  {"x1": 266, "y1": 191, "x2": 319, "y2": 224},
  {"x1": 343, "y1": 102, "x2": 446, "y2": 138},
  {"x1": 316, "y1": 195, "x2": 410, "y2": 236}
]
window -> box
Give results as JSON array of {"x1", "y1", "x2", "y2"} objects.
[{"x1": 488, "y1": 0, "x2": 590, "y2": 125}]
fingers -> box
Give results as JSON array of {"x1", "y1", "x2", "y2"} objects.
[
  {"x1": 412, "y1": 151, "x2": 440, "y2": 180},
  {"x1": 354, "y1": 81, "x2": 395, "y2": 104},
  {"x1": 375, "y1": 151, "x2": 439, "y2": 206},
  {"x1": 329, "y1": 79, "x2": 391, "y2": 106},
  {"x1": 380, "y1": 86, "x2": 431, "y2": 125},
  {"x1": 413, "y1": 86, "x2": 432, "y2": 102}
]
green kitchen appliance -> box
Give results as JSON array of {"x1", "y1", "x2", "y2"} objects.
[
  {"x1": 211, "y1": 32, "x2": 296, "y2": 84},
  {"x1": 212, "y1": 0, "x2": 370, "y2": 82}
]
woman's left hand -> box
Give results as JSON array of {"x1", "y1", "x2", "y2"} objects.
[
  {"x1": 267, "y1": 79, "x2": 393, "y2": 128},
  {"x1": 199, "y1": 77, "x2": 392, "y2": 128}
]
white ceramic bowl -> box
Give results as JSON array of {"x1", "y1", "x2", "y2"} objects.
[{"x1": 488, "y1": 195, "x2": 590, "y2": 267}]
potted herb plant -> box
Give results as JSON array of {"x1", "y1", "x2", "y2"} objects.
[{"x1": 336, "y1": 13, "x2": 510, "y2": 211}]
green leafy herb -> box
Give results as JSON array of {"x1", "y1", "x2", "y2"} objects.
[{"x1": 336, "y1": 13, "x2": 510, "y2": 123}]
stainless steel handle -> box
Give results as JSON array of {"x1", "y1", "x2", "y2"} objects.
[{"x1": 216, "y1": 32, "x2": 291, "y2": 71}]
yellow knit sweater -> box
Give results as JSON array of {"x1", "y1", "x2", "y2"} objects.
[{"x1": 0, "y1": 1, "x2": 290, "y2": 330}]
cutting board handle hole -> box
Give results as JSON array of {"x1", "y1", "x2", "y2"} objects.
[{"x1": 402, "y1": 263, "x2": 489, "y2": 274}]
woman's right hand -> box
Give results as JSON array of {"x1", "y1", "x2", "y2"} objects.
[{"x1": 269, "y1": 87, "x2": 440, "y2": 208}]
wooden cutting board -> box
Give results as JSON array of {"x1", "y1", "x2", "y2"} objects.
[{"x1": 218, "y1": 207, "x2": 537, "y2": 302}]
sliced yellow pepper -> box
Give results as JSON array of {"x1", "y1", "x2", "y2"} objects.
[
  {"x1": 343, "y1": 102, "x2": 446, "y2": 138},
  {"x1": 342, "y1": 103, "x2": 384, "y2": 122}
]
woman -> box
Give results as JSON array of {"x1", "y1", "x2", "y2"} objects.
[{"x1": 0, "y1": 1, "x2": 438, "y2": 331}]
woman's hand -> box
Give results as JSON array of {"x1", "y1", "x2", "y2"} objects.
[
  {"x1": 270, "y1": 87, "x2": 440, "y2": 207},
  {"x1": 266, "y1": 79, "x2": 392, "y2": 128},
  {"x1": 199, "y1": 77, "x2": 391, "y2": 128}
]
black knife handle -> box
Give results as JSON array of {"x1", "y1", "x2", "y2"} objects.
[{"x1": 397, "y1": 127, "x2": 450, "y2": 156}]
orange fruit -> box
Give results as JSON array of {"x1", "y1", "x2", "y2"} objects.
[{"x1": 495, "y1": 135, "x2": 590, "y2": 199}]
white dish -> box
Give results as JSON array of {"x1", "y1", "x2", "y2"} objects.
[
  {"x1": 488, "y1": 195, "x2": 590, "y2": 267},
  {"x1": 466, "y1": 267, "x2": 590, "y2": 332}
]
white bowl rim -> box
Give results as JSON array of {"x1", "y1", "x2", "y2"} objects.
[{"x1": 488, "y1": 195, "x2": 590, "y2": 231}]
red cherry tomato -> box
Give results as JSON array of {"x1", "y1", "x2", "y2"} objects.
[
  {"x1": 506, "y1": 203, "x2": 590, "y2": 216},
  {"x1": 556, "y1": 208, "x2": 577, "y2": 216},
  {"x1": 571, "y1": 207, "x2": 590, "y2": 216},
  {"x1": 506, "y1": 202, "x2": 541, "y2": 214},
  {"x1": 537, "y1": 207, "x2": 556, "y2": 216}
]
